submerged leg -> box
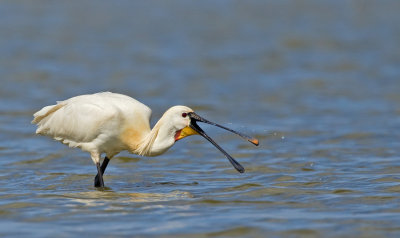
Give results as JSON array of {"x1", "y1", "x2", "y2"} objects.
[
  {"x1": 94, "y1": 157, "x2": 110, "y2": 187},
  {"x1": 95, "y1": 162, "x2": 105, "y2": 187}
]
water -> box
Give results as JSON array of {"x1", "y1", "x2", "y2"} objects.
[{"x1": 1, "y1": 1, "x2": 400, "y2": 237}]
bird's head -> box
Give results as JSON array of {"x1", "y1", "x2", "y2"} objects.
[
  {"x1": 163, "y1": 105, "x2": 259, "y2": 173},
  {"x1": 161, "y1": 106, "x2": 194, "y2": 138}
]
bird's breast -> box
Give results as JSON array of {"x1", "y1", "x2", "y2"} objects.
[{"x1": 120, "y1": 125, "x2": 149, "y2": 152}]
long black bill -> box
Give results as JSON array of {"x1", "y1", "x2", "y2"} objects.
[
  {"x1": 188, "y1": 112, "x2": 259, "y2": 173},
  {"x1": 188, "y1": 112, "x2": 259, "y2": 146}
]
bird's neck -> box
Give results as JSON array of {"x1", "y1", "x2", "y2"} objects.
[{"x1": 133, "y1": 119, "x2": 175, "y2": 157}]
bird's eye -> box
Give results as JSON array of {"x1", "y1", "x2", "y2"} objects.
[{"x1": 182, "y1": 112, "x2": 187, "y2": 118}]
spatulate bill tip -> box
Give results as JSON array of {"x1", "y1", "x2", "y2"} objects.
[
  {"x1": 249, "y1": 138, "x2": 259, "y2": 146},
  {"x1": 234, "y1": 163, "x2": 245, "y2": 173}
]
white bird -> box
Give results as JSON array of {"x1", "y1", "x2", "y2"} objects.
[{"x1": 32, "y1": 92, "x2": 259, "y2": 187}]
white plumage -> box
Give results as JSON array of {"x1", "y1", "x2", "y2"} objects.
[
  {"x1": 32, "y1": 92, "x2": 258, "y2": 187},
  {"x1": 34, "y1": 92, "x2": 184, "y2": 161}
]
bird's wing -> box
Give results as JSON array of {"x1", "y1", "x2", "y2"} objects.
[
  {"x1": 34, "y1": 100, "x2": 118, "y2": 143},
  {"x1": 33, "y1": 92, "x2": 153, "y2": 145}
]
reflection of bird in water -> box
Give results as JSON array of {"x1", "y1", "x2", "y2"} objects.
[{"x1": 32, "y1": 92, "x2": 259, "y2": 187}]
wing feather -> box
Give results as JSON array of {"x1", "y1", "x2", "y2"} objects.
[{"x1": 32, "y1": 92, "x2": 152, "y2": 146}]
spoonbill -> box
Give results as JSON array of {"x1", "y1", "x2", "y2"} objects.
[{"x1": 32, "y1": 92, "x2": 259, "y2": 187}]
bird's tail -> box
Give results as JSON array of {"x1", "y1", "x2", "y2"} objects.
[{"x1": 32, "y1": 103, "x2": 64, "y2": 125}]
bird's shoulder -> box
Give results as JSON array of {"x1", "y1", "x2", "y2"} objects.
[
  {"x1": 63, "y1": 92, "x2": 152, "y2": 119},
  {"x1": 97, "y1": 92, "x2": 152, "y2": 120}
]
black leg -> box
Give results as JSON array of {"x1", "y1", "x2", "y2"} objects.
[
  {"x1": 94, "y1": 157, "x2": 110, "y2": 187},
  {"x1": 95, "y1": 162, "x2": 105, "y2": 187}
]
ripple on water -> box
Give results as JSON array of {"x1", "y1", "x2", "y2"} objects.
[
  {"x1": 61, "y1": 190, "x2": 195, "y2": 205},
  {"x1": 1, "y1": 1, "x2": 400, "y2": 237}
]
